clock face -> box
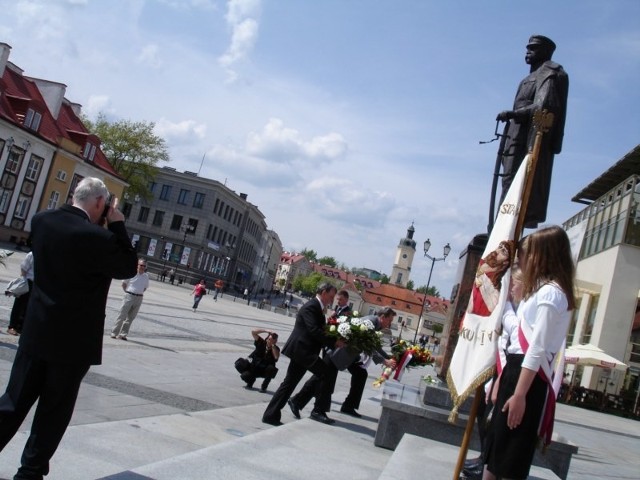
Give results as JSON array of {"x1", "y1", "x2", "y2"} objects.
[{"x1": 402, "y1": 254, "x2": 407, "y2": 259}]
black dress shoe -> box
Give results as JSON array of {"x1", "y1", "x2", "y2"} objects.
[
  {"x1": 288, "y1": 399, "x2": 301, "y2": 419},
  {"x1": 340, "y1": 407, "x2": 362, "y2": 418},
  {"x1": 310, "y1": 410, "x2": 335, "y2": 425},
  {"x1": 262, "y1": 417, "x2": 283, "y2": 426},
  {"x1": 461, "y1": 465, "x2": 484, "y2": 479},
  {"x1": 464, "y1": 457, "x2": 482, "y2": 469}
]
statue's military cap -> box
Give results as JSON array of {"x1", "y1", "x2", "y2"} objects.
[{"x1": 527, "y1": 35, "x2": 556, "y2": 54}]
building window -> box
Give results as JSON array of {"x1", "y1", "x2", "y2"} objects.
[
  {"x1": 0, "y1": 190, "x2": 10, "y2": 214},
  {"x1": 25, "y1": 155, "x2": 43, "y2": 181},
  {"x1": 24, "y1": 109, "x2": 42, "y2": 131},
  {"x1": 148, "y1": 181, "x2": 157, "y2": 193},
  {"x1": 193, "y1": 192, "x2": 205, "y2": 209},
  {"x1": 14, "y1": 196, "x2": 31, "y2": 219},
  {"x1": 170, "y1": 214, "x2": 183, "y2": 230},
  {"x1": 83, "y1": 142, "x2": 96, "y2": 161},
  {"x1": 55, "y1": 170, "x2": 67, "y2": 182},
  {"x1": 159, "y1": 185, "x2": 172, "y2": 201},
  {"x1": 152, "y1": 210, "x2": 165, "y2": 226},
  {"x1": 47, "y1": 191, "x2": 60, "y2": 210},
  {"x1": 138, "y1": 206, "x2": 149, "y2": 223},
  {"x1": 178, "y1": 189, "x2": 189, "y2": 205},
  {"x1": 581, "y1": 295, "x2": 599, "y2": 345},
  {"x1": 5, "y1": 148, "x2": 23, "y2": 174}
]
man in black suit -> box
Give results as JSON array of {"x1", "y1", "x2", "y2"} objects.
[
  {"x1": 262, "y1": 283, "x2": 340, "y2": 426},
  {"x1": 339, "y1": 307, "x2": 397, "y2": 417},
  {"x1": 0, "y1": 177, "x2": 137, "y2": 480},
  {"x1": 288, "y1": 289, "x2": 351, "y2": 418}
]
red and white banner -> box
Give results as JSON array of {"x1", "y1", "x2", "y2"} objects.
[{"x1": 446, "y1": 155, "x2": 529, "y2": 420}]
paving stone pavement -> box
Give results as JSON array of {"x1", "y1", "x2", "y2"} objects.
[{"x1": 0, "y1": 250, "x2": 637, "y2": 479}]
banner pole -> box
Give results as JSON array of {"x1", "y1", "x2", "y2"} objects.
[
  {"x1": 452, "y1": 385, "x2": 483, "y2": 480},
  {"x1": 514, "y1": 110, "x2": 555, "y2": 242}
]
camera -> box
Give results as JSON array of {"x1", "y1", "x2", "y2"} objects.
[{"x1": 101, "y1": 192, "x2": 114, "y2": 221}]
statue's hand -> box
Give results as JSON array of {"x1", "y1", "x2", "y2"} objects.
[{"x1": 497, "y1": 110, "x2": 514, "y2": 122}]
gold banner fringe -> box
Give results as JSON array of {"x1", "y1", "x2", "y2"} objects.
[{"x1": 446, "y1": 366, "x2": 496, "y2": 424}]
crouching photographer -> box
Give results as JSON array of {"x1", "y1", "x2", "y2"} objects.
[{"x1": 235, "y1": 329, "x2": 280, "y2": 392}]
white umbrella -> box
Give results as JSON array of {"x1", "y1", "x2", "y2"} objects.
[{"x1": 564, "y1": 343, "x2": 628, "y2": 371}]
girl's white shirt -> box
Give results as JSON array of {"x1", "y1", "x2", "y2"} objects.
[{"x1": 502, "y1": 282, "x2": 570, "y2": 371}]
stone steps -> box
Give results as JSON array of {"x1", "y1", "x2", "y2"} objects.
[{"x1": 379, "y1": 434, "x2": 560, "y2": 480}]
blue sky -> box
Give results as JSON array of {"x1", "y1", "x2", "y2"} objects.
[{"x1": 1, "y1": 0, "x2": 638, "y2": 297}]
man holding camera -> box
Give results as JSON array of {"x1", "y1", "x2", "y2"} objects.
[{"x1": 0, "y1": 177, "x2": 137, "y2": 480}]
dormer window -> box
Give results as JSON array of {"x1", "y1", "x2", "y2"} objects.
[
  {"x1": 24, "y1": 108, "x2": 42, "y2": 132},
  {"x1": 83, "y1": 142, "x2": 96, "y2": 161}
]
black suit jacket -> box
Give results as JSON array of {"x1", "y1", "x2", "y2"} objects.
[
  {"x1": 20, "y1": 204, "x2": 138, "y2": 365},
  {"x1": 282, "y1": 297, "x2": 335, "y2": 368}
]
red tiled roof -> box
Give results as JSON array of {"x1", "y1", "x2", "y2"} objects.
[
  {"x1": 362, "y1": 283, "x2": 449, "y2": 315},
  {"x1": 0, "y1": 62, "x2": 120, "y2": 179},
  {"x1": 280, "y1": 253, "x2": 307, "y2": 264},
  {"x1": 0, "y1": 65, "x2": 63, "y2": 145},
  {"x1": 56, "y1": 101, "x2": 118, "y2": 176}
]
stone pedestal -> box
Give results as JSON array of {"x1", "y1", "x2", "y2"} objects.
[{"x1": 374, "y1": 381, "x2": 578, "y2": 480}]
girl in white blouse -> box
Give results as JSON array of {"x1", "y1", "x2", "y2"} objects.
[{"x1": 484, "y1": 226, "x2": 576, "y2": 480}]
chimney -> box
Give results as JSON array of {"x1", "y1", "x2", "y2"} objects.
[
  {"x1": 239, "y1": 193, "x2": 248, "y2": 200},
  {"x1": 0, "y1": 42, "x2": 11, "y2": 78},
  {"x1": 69, "y1": 101, "x2": 82, "y2": 117},
  {"x1": 30, "y1": 77, "x2": 67, "y2": 120}
]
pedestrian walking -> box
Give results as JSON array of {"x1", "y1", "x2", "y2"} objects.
[{"x1": 191, "y1": 279, "x2": 207, "y2": 311}]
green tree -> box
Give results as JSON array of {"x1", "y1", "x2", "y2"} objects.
[
  {"x1": 300, "y1": 248, "x2": 318, "y2": 263},
  {"x1": 293, "y1": 272, "x2": 328, "y2": 295},
  {"x1": 84, "y1": 113, "x2": 170, "y2": 200},
  {"x1": 416, "y1": 285, "x2": 440, "y2": 297},
  {"x1": 406, "y1": 280, "x2": 415, "y2": 291},
  {"x1": 317, "y1": 256, "x2": 337, "y2": 267},
  {"x1": 380, "y1": 274, "x2": 390, "y2": 284},
  {"x1": 292, "y1": 275, "x2": 305, "y2": 293},
  {"x1": 431, "y1": 323, "x2": 444, "y2": 336}
]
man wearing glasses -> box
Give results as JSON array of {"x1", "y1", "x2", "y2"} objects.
[{"x1": 110, "y1": 259, "x2": 150, "y2": 340}]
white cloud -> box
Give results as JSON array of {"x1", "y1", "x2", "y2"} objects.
[
  {"x1": 137, "y1": 44, "x2": 162, "y2": 69},
  {"x1": 218, "y1": 0, "x2": 261, "y2": 82},
  {"x1": 155, "y1": 118, "x2": 207, "y2": 140},
  {"x1": 157, "y1": 0, "x2": 217, "y2": 10},
  {"x1": 306, "y1": 177, "x2": 397, "y2": 228},
  {"x1": 200, "y1": 118, "x2": 347, "y2": 189},
  {"x1": 225, "y1": 0, "x2": 261, "y2": 25},
  {"x1": 206, "y1": 144, "x2": 301, "y2": 187},
  {"x1": 246, "y1": 118, "x2": 347, "y2": 163},
  {"x1": 85, "y1": 95, "x2": 112, "y2": 118}
]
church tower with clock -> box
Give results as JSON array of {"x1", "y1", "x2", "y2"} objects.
[{"x1": 390, "y1": 223, "x2": 416, "y2": 287}]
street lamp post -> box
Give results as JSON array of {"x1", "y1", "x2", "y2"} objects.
[
  {"x1": 413, "y1": 239, "x2": 451, "y2": 344},
  {"x1": 222, "y1": 241, "x2": 236, "y2": 289},
  {"x1": 177, "y1": 224, "x2": 195, "y2": 283}
]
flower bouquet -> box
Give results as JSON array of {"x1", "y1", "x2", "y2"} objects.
[
  {"x1": 373, "y1": 339, "x2": 434, "y2": 387},
  {"x1": 325, "y1": 314, "x2": 383, "y2": 370}
]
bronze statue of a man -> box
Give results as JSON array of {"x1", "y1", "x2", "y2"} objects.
[{"x1": 497, "y1": 35, "x2": 569, "y2": 228}]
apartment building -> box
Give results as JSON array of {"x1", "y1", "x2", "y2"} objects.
[{"x1": 122, "y1": 166, "x2": 282, "y2": 291}]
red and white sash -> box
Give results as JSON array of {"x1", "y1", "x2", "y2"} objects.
[{"x1": 517, "y1": 316, "x2": 563, "y2": 447}]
